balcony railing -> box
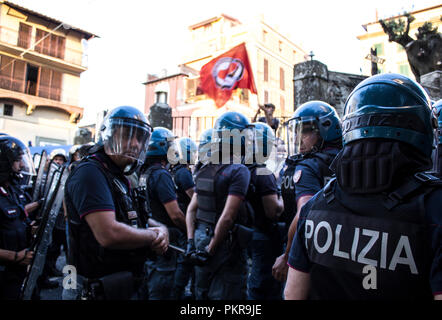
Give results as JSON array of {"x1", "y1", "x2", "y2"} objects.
[
  {"x1": 0, "y1": 26, "x2": 86, "y2": 67},
  {"x1": 0, "y1": 74, "x2": 79, "y2": 106}
]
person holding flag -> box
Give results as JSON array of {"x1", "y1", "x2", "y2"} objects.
[{"x1": 198, "y1": 42, "x2": 257, "y2": 109}]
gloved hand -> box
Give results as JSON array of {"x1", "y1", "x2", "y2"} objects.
[
  {"x1": 185, "y1": 239, "x2": 196, "y2": 259},
  {"x1": 188, "y1": 246, "x2": 213, "y2": 266}
]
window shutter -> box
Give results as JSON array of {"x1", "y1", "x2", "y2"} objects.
[
  {"x1": 264, "y1": 59, "x2": 268, "y2": 82},
  {"x1": 38, "y1": 67, "x2": 51, "y2": 99},
  {"x1": 57, "y1": 36, "x2": 65, "y2": 59},
  {"x1": 12, "y1": 60, "x2": 26, "y2": 93},
  {"x1": 50, "y1": 70, "x2": 62, "y2": 101},
  {"x1": 18, "y1": 23, "x2": 32, "y2": 49},
  {"x1": 35, "y1": 29, "x2": 44, "y2": 53},
  {"x1": 0, "y1": 55, "x2": 14, "y2": 90},
  {"x1": 280, "y1": 67, "x2": 285, "y2": 91}
]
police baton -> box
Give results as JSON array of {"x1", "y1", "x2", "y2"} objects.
[{"x1": 168, "y1": 244, "x2": 186, "y2": 255}]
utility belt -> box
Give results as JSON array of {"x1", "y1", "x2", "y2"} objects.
[
  {"x1": 80, "y1": 271, "x2": 143, "y2": 300},
  {"x1": 196, "y1": 215, "x2": 254, "y2": 250},
  {"x1": 254, "y1": 222, "x2": 286, "y2": 241}
]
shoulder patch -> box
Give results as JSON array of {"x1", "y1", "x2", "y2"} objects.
[{"x1": 293, "y1": 170, "x2": 302, "y2": 184}]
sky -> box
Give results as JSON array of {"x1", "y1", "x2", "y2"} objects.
[{"x1": 11, "y1": 0, "x2": 442, "y2": 124}]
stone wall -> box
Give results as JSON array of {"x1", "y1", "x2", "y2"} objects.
[
  {"x1": 294, "y1": 60, "x2": 368, "y2": 118},
  {"x1": 421, "y1": 71, "x2": 441, "y2": 102}
]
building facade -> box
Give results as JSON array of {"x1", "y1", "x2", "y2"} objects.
[
  {"x1": 144, "y1": 14, "x2": 307, "y2": 141},
  {"x1": 357, "y1": 4, "x2": 442, "y2": 80},
  {"x1": 0, "y1": 1, "x2": 96, "y2": 146}
]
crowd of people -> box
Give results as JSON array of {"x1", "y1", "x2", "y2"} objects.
[{"x1": 0, "y1": 73, "x2": 442, "y2": 300}]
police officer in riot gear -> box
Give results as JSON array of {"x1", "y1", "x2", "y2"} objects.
[
  {"x1": 0, "y1": 135, "x2": 37, "y2": 299},
  {"x1": 285, "y1": 73, "x2": 442, "y2": 300},
  {"x1": 194, "y1": 129, "x2": 214, "y2": 174},
  {"x1": 64, "y1": 106, "x2": 169, "y2": 300},
  {"x1": 246, "y1": 122, "x2": 284, "y2": 300},
  {"x1": 141, "y1": 127, "x2": 187, "y2": 300},
  {"x1": 434, "y1": 99, "x2": 442, "y2": 177},
  {"x1": 186, "y1": 111, "x2": 253, "y2": 300},
  {"x1": 171, "y1": 137, "x2": 197, "y2": 212},
  {"x1": 273, "y1": 101, "x2": 342, "y2": 283},
  {"x1": 169, "y1": 137, "x2": 197, "y2": 299}
]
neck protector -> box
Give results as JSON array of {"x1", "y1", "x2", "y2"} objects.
[{"x1": 332, "y1": 139, "x2": 431, "y2": 194}]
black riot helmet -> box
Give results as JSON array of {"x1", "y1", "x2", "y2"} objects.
[
  {"x1": 0, "y1": 135, "x2": 36, "y2": 183},
  {"x1": 97, "y1": 106, "x2": 152, "y2": 175}
]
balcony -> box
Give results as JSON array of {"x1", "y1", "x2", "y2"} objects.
[
  {"x1": 0, "y1": 74, "x2": 79, "y2": 107},
  {"x1": 0, "y1": 26, "x2": 87, "y2": 73}
]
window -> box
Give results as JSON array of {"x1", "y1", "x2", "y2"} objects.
[
  {"x1": 264, "y1": 90, "x2": 269, "y2": 104},
  {"x1": 373, "y1": 43, "x2": 384, "y2": 56},
  {"x1": 155, "y1": 91, "x2": 168, "y2": 104},
  {"x1": 3, "y1": 104, "x2": 13, "y2": 116},
  {"x1": 0, "y1": 55, "x2": 26, "y2": 93},
  {"x1": 38, "y1": 67, "x2": 62, "y2": 101},
  {"x1": 264, "y1": 59, "x2": 269, "y2": 82},
  {"x1": 262, "y1": 30, "x2": 267, "y2": 42},
  {"x1": 35, "y1": 29, "x2": 65, "y2": 59},
  {"x1": 280, "y1": 96, "x2": 285, "y2": 112},
  {"x1": 399, "y1": 64, "x2": 410, "y2": 77},
  {"x1": 280, "y1": 67, "x2": 285, "y2": 91},
  {"x1": 18, "y1": 23, "x2": 32, "y2": 49},
  {"x1": 279, "y1": 41, "x2": 283, "y2": 52}
]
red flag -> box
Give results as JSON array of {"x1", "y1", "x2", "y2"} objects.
[{"x1": 198, "y1": 43, "x2": 257, "y2": 108}]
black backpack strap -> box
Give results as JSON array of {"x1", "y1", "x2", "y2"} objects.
[
  {"x1": 323, "y1": 178, "x2": 337, "y2": 204},
  {"x1": 383, "y1": 172, "x2": 442, "y2": 211}
]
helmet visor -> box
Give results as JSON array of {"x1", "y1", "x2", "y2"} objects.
[
  {"x1": 13, "y1": 146, "x2": 36, "y2": 176},
  {"x1": 103, "y1": 118, "x2": 152, "y2": 165},
  {"x1": 176, "y1": 140, "x2": 197, "y2": 165},
  {"x1": 253, "y1": 126, "x2": 275, "y2": 165},
  {"x1": 287, "y1": 118, "x2": 320, "y2": 157}
]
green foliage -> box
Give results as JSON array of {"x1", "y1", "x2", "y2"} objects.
[{"x1": 416, "y1": 22, "x2": 439, "y2": 40}]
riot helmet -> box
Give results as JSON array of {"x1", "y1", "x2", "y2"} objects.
[
  {"x1": 49, "y1": 148, "x2": 68, "y2": 165},
  {"x1": 287, "y1": 101, "x2": 342, "y2": 156},
  {"x1": 146, "y1": 127, "x2": 177, "y2": 161},
  {"x1": 197, "y1": 128, "x2": 214, "y2": 164},
  {"x1": 343, "y1": 73, "x2": 434, "y2": 157},
  {"x1": 213, "y1": 111, "x2": 254, "y2": 164},
  {"x1": 175, "y1": 137, "x2": 197, "y2": 165},
  {"x1": 252, "y1": 122, "x2": 275, "y2": 164},
  {"x1": 68, "y1": 145, "x2": 82, "y2": 163},
  {"x1": 0, "y1": 135, "x2": 36, "y2": 183},
  {"x1": 99, "y1": 106, "x2": 152, "y2": 174}
]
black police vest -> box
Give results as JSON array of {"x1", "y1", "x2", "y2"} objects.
[
  {"x1": 280, "y1": 152, "x2": 335, "y2": 229},
  {"x1": 304, "y1": 177, "x2": 434, "y2": 300},
  {"x1": 171, "y1": 164, "x2": 192, "y2": 214},
  {"x1": 65, "y1": 154, "x2": 149, "y2": 279},
  {"x1": 194, "y1": 164, "x2": 228, "y2": 225},
  {"x1": 0, "y1": 185, "x2": 29, "y2": 255},
  {"x1": 144, "y1": 163, "x2": 175, "y2": 228},
  {"x1": 194, "y1": 163, "x2": 252, "y2": 227}
]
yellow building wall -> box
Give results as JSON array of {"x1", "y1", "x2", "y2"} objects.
[
  {"x1": 0, "y1": 103, "x2": 76, "y2": 145},
  {"x1": 0, "y1": 3, "x2": 89, "y2": 145},
  {"x1": 357, "y1": 5, "x2": 442, "y2": 79}
]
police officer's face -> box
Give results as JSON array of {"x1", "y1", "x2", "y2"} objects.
[
  {"x1": 299, "y1": 130, "x2": 319, "y2": 154},
  {"x1": 72, "y1": 152, "x2": 81, "y2": 162},
  {"x1": 12, "y1": 157, "x2": 24, "y2": 173},
  {"x1": 53, "y1": 156, "x2": 66, "y2": 166},
  {"x1": 108, "y1": 125, "x2": 144, "y2": 168}
]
